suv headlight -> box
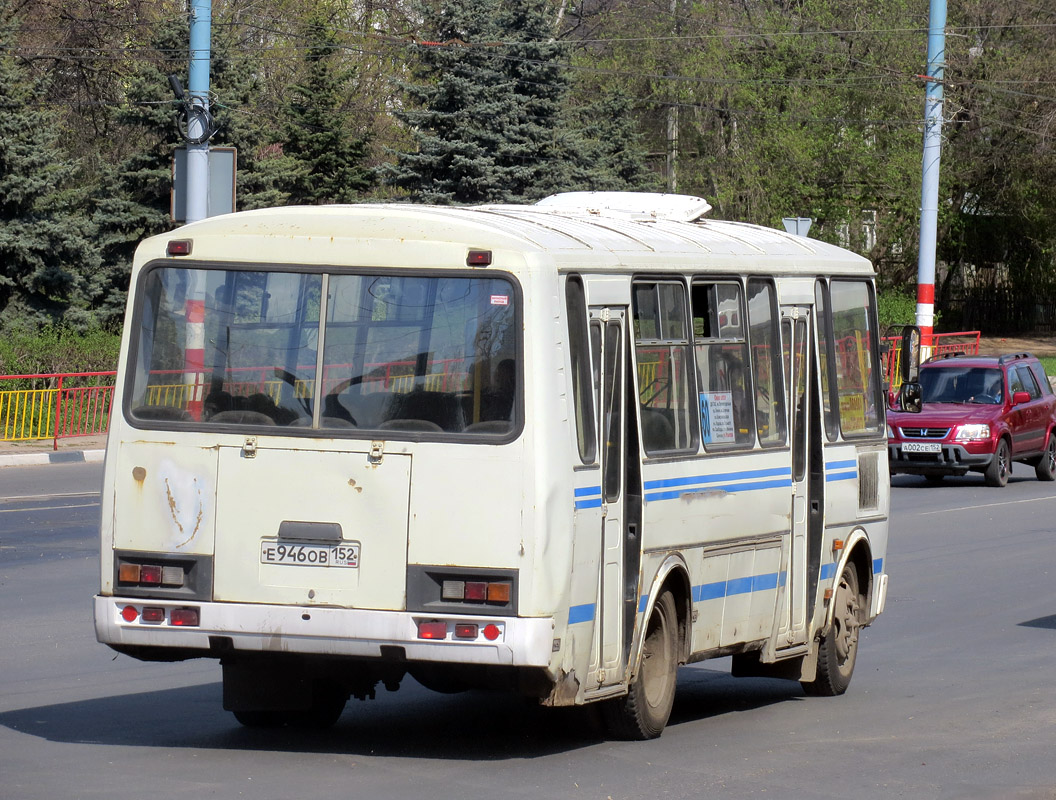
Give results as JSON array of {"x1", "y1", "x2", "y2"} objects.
[
  {"x1": 954, "y1": 423, "x2": 991, "y2": 441},
  {"x1": 886, "y1": 424, "x2": 895, "y2": 439}
]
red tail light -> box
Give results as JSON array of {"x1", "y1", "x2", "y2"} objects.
[
  {"x1": 417, "y1": 621, "x2": 447, "y2": 640},
  {"x1": 170, "y1": 608, "x2": 199, "y2": 626}
]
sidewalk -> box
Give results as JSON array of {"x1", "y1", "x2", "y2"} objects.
[{"x1": 0, "y1": 434, "x2": 107, "y2": 468}]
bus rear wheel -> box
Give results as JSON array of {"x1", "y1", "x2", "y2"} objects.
[
  {"x1": 802, "y1": 564, "x2": 861, "y2": 697},
  {"x1": 602, "y1": 590, "x2": 679, "y2": 740}
]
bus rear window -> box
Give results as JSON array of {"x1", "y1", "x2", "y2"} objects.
[{"x1": 129, "y1": 266, "x2": 519, "y2": 437}]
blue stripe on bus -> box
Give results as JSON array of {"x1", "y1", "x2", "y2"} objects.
[
  {"x1": 643, "y1": 466, "x2": 792, "y2": 491},
  {"x1": 573, "y1": 485, "x2": 602, "y2": 510},
  {"x1": 825, "y1": 459, "x2": 858, "y2": 470},
  {"x1": 583, "y1": 560, "x2": 885, "y2": 624},
  {"x1": 567, "y1": 603, "x2": 596, "y2": 625},
  {"x1": 824, "y1": 459, "x2": 858, "y2": 482},
  {"x1": 645, "y1": 477, "x2": 792, "y2": 503},
  {"x1": 825, "y1": 471, "x2": 858, "y2": 482},
  {"x1": 691, "y1": 571, "x2": 785, "y2": 604}
]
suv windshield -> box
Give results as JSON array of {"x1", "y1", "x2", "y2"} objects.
[
  {"x1": 920, "y1": 366, "x2": 1003, "y2": 404},
  {"x1": 129, "y1": 265, "x2": 519, "y2": 436}
]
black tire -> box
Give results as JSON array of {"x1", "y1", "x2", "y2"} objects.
[
  {"x1": 802, "y1": 564, "x2": 861, "y2": 697},
  {"x1": 984, "y1": 438, "x2": 1011, "y2": 487},
  {"x1": 1036, "y1": 434, "x2": 1056, "y2": 482},
  {"x1": 602, "y1": 590, "x2": 679, "y2": 740}
]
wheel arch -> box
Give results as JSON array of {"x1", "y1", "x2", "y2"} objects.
[
  {"x1": 627, "y1": 554, "x2": 692, "y2": 681},
  {"x1": 825, "y1": 530, "x2": 873, "y2": 631}
]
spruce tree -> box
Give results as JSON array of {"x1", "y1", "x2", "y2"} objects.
[
  {"x1": 0, "y1": 10, "x2": 100, "y2": 330},
  {"x1": 279, "y1": 14, "x2": 373, "y2": 205},
  {"x1": 389, "y1": 0, "x2": 568, "y2": 204}
]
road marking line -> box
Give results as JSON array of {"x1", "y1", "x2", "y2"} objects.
[
  {"x1": 0, "y1": 502, "x2": 100, "y2": 514},
  {"x1": 920, "y1": 494, "x2": 1056, "y2": 516},
  {"x1": 0, "y1": 491, "x2": 101, "y2": 502}
]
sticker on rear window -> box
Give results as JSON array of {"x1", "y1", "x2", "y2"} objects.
[{"x1": 490, "y1": 295, "x2": 509, "y2": 306}]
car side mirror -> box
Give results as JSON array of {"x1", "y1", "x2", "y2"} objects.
[
  {"x1": 900, "y1": 325, "x2": 921, "y2": 385},
  {"x1": 1012, "y1": 390, "x2": 1031, "y2": 406},
  {"x1": 900, "y1": 381, "x2": 923, "y2": 413}
]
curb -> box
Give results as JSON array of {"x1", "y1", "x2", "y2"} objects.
[{"x1": 0, "y1": 449, "x2": 105, "y2": 468}]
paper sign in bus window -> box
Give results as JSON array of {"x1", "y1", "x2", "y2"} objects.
[{"x1": 700, "y1": 392, "x2": 736, "y2": 444}]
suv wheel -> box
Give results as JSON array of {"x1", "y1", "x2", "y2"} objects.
[
  {"x1": 984, "y1": 438, "x2": 1011, "y2": 487},
  {"x1": 1036, "y1": 434, "x2": 1056, "y2": 482}
]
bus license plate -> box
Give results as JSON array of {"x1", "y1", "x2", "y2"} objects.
[
  {"x1": 902, "y1": 442, "x2": 942, "y2": 454},
  {"x1": 260, "y1": 542, "x2": 360, "y2": 568}
]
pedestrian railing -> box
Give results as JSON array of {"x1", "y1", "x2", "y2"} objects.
[
  {"x1": 0, "y1": 371, "x2": 117, "y2": 449},
  {"x1": 882, "y1": 330, "x2": 981, "y2": 393}
]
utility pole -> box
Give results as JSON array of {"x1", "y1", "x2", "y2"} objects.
[
  {"x1": 666, "y1": 0, "x2": 680, "y2": 192},
  {"x1": 185, "y1": 0, "x2": 212, "y2": 225},
  {"x1": 182, "y1": 0, "x2": 212, "y2": 420},
  {"x1": 916, "y1": 0, "x2": 946, "y2": 352}
]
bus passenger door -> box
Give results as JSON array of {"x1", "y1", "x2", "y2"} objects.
[
  {"x1": 589, "y1": 308, "x2": 627, "y2": 686},
  {"x1": 780, "y1": 307, "x2": 814, "y2": 649}
]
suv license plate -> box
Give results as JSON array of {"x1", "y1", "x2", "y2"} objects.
[
  {"x1": 260, "y1": 542, "x2": 360, "y2": 568},
  {"x1": 902, "y1": 442, "x2": 942, "y2": 454}
]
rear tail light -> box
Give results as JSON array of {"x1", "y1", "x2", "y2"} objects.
[
  {"x1": 453, "y1": 623, "x2": 478, "y2": 639},
  {"x1": 117, "y1": 560, "x2": 186, "y2": 588},
  {"x1": 439, "y1": 578, "x2": 513, "y2": 605},
  {"x1": 170, "y1": 608, "x2": 200, "y2": 627},
  {"x1": 417, "y1": 621, "x2": 447, "y2": 640},
  {"x1": 140, "y1": 565, "x2": 163, "y2": 585}
]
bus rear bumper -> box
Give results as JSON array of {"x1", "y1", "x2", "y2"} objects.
[{"x1": 94, "y1": 595, "x2": 555, "y2": 668}]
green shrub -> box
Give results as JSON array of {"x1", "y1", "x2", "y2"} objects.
[{"x1": 0, "y1": 325, "x2": 121, "y2": 380}]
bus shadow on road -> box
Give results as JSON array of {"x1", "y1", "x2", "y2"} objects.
[
  {"x1": 0, "y1": 666, "x2": 801, "y2": 757},
  {"x1": 1019, "y1": 614, "x2": 1056, "y2": 630}
]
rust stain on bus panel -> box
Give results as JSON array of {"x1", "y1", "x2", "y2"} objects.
[{"x1": 163, "y1": 475, "x2": 205, "y2": 548}]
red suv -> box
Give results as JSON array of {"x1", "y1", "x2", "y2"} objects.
[{"x1": 888, "y1": 352, "x2": 1056, "y2": 486}]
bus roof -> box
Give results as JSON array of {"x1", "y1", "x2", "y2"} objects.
[{"x1": 150, "y1": 193, "x2": 874, "y2": 276}]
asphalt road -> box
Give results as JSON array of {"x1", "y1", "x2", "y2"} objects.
[{"x1": 1, "y1": 461, "x2": 1054, "y2": 800}]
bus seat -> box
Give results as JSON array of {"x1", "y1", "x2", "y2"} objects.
[
  {"x1": 133, "y1": 405, "x2": 192, "y2": 421},
  {"x1": 640, "y1": 407, "x2": 676, "y2": 451},
  {"x1": 377, "y1": 419, "x2": 443, "y2": 432},
  {"x1": 386, "y1": 391, "x2": 461, "y2": 431},
  {"x1": 463, "y1": 420, "x2": 512, "y2": 435},
  {"x1": 210, "y1": 410, "x2": 276, "y2": 425}
]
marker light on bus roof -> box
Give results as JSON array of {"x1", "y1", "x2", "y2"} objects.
[
  {"x1": 167, "y1": 239, "x2": 192, "y2": 256},
  {"x1": 466, "y1": 249, "x2": 492, "y2": 266}
]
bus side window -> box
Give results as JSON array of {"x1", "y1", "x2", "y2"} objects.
[
  {"x1": 565, "y1": 276, "x2": 597, "y2": 464},
  {"x1": 691, "y1": 280, "x2": 754, "y2": 449},
  {"x1": 747, "y1": 279, "x2": 787, "y2": 447},
  {"x1": 632, "y1": 280, "x2": 697, "y2": 455},
  {"x1": 814, "y1": 280, "x2": 839, "y2": 441},
  {"x1": 830, "y1": 280, "x2": 883, "y2": 436}
]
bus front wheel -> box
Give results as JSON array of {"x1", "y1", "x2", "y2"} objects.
[
  {"x1": 602, "y1": 590, "x2": 679, "y2": 740},
  {"x1": 802, "y1": 563, "x2": 861, "y2": 697}
]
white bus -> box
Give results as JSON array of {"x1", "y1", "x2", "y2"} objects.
[{"x1": 95, "y1": 192, "x2": 889, "y2": 739}]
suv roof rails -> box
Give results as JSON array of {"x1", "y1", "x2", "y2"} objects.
[
  {"x1": 997, "y1": 352, "x2": 1034, "y2": 364},
  {"x1": 924, "y1": 352, "x2": 966, "y2": 363}
]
